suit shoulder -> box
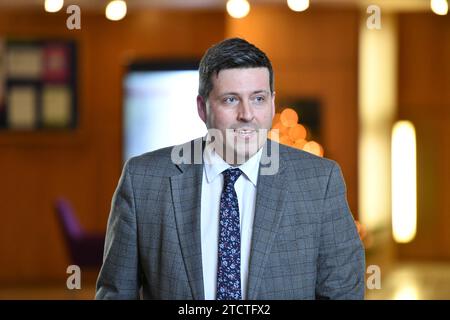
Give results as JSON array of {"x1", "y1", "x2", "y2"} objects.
[
  {"x1": 125, "y1": 139, "x2": 199, "y2": 176},
  {"x1": 275, "y1": 143, "x2": 341, "y2": 186},
  {"x1": 127, "y1": 145, "x2": 173, "y2": 169},
  {"x1": 279, "y1": 143, "x2": 337, "y2": 172},
  {"x1": 277, "y1": 143, "x2": 343, "y2": 198}
]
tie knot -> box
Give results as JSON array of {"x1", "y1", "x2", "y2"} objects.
[{"x1": 222, "y1": 168, "x2": 243, "y2": 186}]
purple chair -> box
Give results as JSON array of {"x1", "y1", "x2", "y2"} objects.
[{"x1": 55, "y1": 198, "x2": 105, "y2": 268}]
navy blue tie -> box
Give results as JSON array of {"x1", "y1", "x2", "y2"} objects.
[{"x1": 216, "y1": 168, "x2": 243, "y2": 300}]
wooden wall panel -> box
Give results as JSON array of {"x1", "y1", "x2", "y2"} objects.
[
  {"x1": 0, "y1": 5, "x2": 365, "y2": 284},
  {"x1": 0, "y1": 8, "x2": 225, "y2": 283},
  {"x1": 397, "y1": 13, "x2": 450, "y2": 260},
  {"x1": 226, "y1": 5, "x2": 360, "y2": 216}
]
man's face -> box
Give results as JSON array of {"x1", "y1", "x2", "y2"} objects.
[{"x1": 197, "y1": 67, "x2": 275, "y2": 164}]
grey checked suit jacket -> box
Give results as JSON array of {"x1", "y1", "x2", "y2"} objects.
[{"x1": 96, "y1": 138, "x2": 365, "y2": 299}]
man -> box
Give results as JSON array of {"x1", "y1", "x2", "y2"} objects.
[{"x1": 96, "y1": 38, "x2": 365, "y2": 300}]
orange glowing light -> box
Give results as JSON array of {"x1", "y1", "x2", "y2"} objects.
[
  {"x1": 293, "y1": 139, "x2": 307, "y2": 150},
  {"x1": 288, "y1": 124, "x2": 307, "y2": 141},
  {"x1": 279, "y1": 135, "x2": 294, "y2": 146},
  {"x1": 280, "y1": 108, "x2": 298, "y2": 128},
  {"x1": 272, "y1": 122, "x2": 289, "y2": 136},
  {"x1": 268, "y1": 129, "x2": 280, "y2": 142},
  {"x1": 272, "y1": 113, "x2": 280, "y2": 125},
  {"x1": 303, "y1": 141, "x2": 323, "y2": 157}
]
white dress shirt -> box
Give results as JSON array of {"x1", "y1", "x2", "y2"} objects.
[{"x1": 200, "y1": 145, "x2": 263, "y2": 300}]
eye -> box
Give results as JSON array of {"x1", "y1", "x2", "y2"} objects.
[
  {"x1": 223, "y1": 96, "x2": 238, "y2": 104},
  {"x1": 253, "y1": 95, "x2": 265, "y2": 103}
]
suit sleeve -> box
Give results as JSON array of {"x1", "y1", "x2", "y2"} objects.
[
  {"x1": 315, "y1": 162, "x2": 365, "y2": 299},
  {"x1": 95, "y1": 160, "x2": 141, "y2": 299}
]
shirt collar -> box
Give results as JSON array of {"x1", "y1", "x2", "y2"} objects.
[{"x1": 203, "y1": 144, "x2": 263, "y2": 187}]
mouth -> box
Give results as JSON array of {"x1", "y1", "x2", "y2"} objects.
[{"x1": 233, "y1": 128, "x2": 257, "y2": 139}]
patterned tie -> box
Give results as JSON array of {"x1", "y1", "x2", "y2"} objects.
[{"x1": 216, "y1": 168, "x2": 243, "y2": 300}]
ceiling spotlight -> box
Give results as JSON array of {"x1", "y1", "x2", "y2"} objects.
[
  {"x1": 431, "y1": 0, "x2": 448, "y2": 15},
  {"x1": 287, "y1": 0, "x2": 310, "y2": 12},
  {"x1": 45, "y1": 0, "x2": 64, "y2": 13},
  {"x1": 226, "y1": 0, "x2": 251, "y2": 19},
  {"x1": 106, "y1": 0, "x2": 127, "y2": 21}
]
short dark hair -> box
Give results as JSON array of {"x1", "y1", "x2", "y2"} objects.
[{"x1": 198, "y1": 38, "x2": 274, "y2": 100}]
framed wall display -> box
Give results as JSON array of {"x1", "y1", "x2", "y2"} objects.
[
  {"x1": 277, "y1": 98, "x2": 322, "y2": 142},
  {"x1": 0, "y1": 39, "x2": 77, "y2": 130}
]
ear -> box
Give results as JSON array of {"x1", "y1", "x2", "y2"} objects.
[{"x1": 197, "y1": 95, "x2": 207, "y2": 123}]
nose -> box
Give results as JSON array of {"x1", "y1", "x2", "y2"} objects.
[{"x1": 237, "y1": 100, "x2": 255, "y2": 122}]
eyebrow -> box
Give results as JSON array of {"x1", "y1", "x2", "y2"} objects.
[
  {"x1": 219, "y1": 90, "x2": 271, "y2": 97},
  {"x1": 252, "y1": 90, "x2": 271, "y2": 95}
]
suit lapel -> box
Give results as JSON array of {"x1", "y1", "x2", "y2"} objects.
[
  {"x1": 247, "y1": 143, "x2": 288, "y2": 300},
  {"x1": 170, "y1": 139, "x2": 205, "y2": 300},
  {"x1": 170, "y1": 138, "x2": 287, "y2": 300}
]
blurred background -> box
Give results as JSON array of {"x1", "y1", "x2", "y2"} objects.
[{"x1": 0, "y1": 0, "x2": 449, "y2": 299}]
